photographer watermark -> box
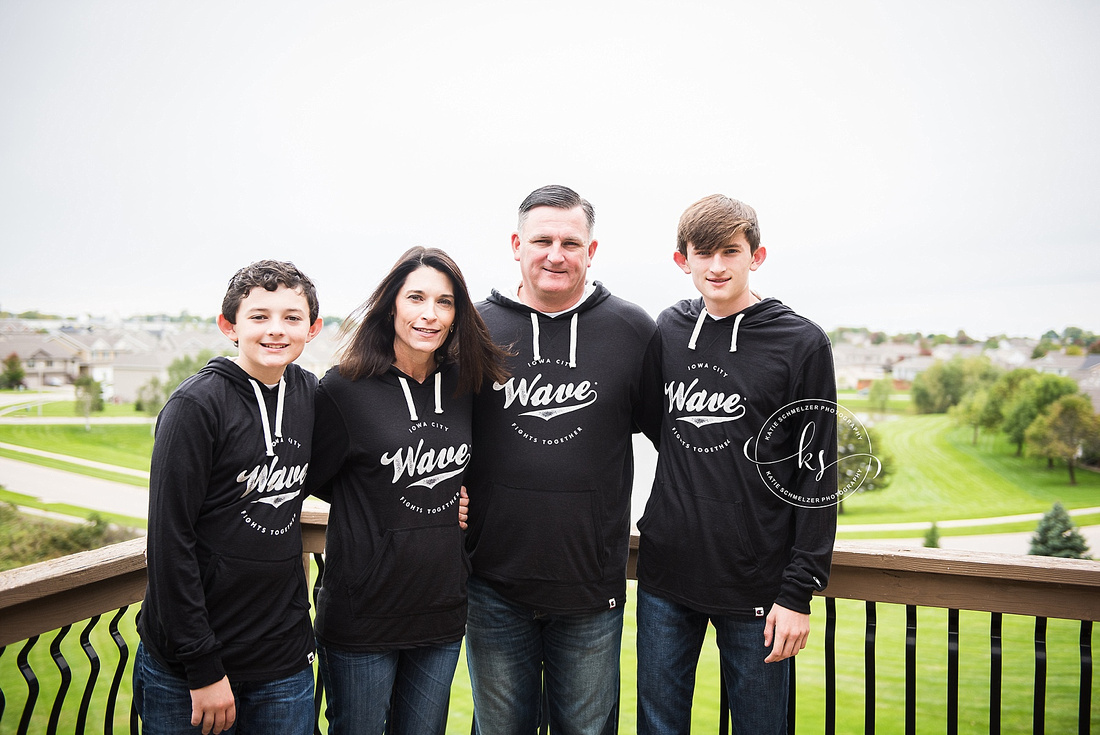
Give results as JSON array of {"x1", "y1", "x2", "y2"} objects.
[{"x1": 742, "y1": 399, "x2": 881, "y2": 508}]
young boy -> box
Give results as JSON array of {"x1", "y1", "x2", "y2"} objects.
[
  {"x1": 135, "y1": 260, "x2": 323, "y2": 735},
  {"x1": 635, "y1": 196, "x2": 838, "y2": 734}
]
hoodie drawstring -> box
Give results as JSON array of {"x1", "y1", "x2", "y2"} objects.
[
  {"x1": 398, "y1": 377, "x2": 418, "y2": 421},
  {"x1": 730, "y1": 313, "x2": 745, "y2": 353},
  {"x1": 398, "y1": 373, "x2": 443, "y2": 421},
  {"x1": 530, "y1": 312, "x2": 579, "y2": 368},
  {"x1": 568, "y1": 313, "x2": 578, "y2": 368},
  {"x1": 687, "y1": 309, "x2": 708, "y2": 351},
  {"x1": 248, "y1": 377, "x2": 285, "y2": 457},
  {"x1": 530, "y1": 313, "x2": 542, "y2": 361},
  {"x1": 687, "y1": 308, "x2": 745, "y2": 353}
]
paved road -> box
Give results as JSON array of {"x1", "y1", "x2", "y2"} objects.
[
  {"x1": 857, "y1": 526, "x2": 1100, "y2": 555},
  {"x1": 0, "y1": 456, "x2": 149, "y2": 519}
]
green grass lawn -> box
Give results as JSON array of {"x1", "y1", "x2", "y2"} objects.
[
  {"x1": 3, "y1": 587, "x2": 1093, "y2": 734},
  {"x1": 837, "y1": 390, "x2": 914, "y2": 415},
  {"x1": 838, "y1": 415, "x2": 1100, "y2": 526},
  {"x1": 0, "y1": 424, "x2": 153, "y2": 472},
  {"x1": 0, "y1": 400, "x2": 144, "y2": 418}
]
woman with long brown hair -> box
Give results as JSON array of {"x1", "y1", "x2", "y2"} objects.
[{"x1": 309, "y1": 247, "x2": 508, "y2": 734}]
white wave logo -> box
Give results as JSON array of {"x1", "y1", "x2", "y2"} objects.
[
  {"x1": 381, "y1": 439, "x2": 470, "y2": 488},
  {"x1": 665, "y1": 378, "x2": 746, "y2": 426},
  {"x1": 236, "y1": 456, "x2": 307, "y2": 507},
  {"x1": 493, "y1": 373, "x2": 597, "y2": 421},
  {"x1": 253, "y1": 491, "x2": 300, "y2": 508}
]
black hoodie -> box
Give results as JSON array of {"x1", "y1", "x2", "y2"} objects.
[
  {"x1": 309, "y1": 362, "x2": 471, "y2": 650},
  {"x1": 465, "y1": 282, "x2": 660, "y2": 614},
  {"x1": 138, "y1": 357, "x2": 316, "y2": 689},
  {"x1": 637, "y1": 297, "x2": 838, "y2": 616}
]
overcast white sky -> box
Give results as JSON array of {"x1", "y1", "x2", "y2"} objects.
[{"x1": 1, "y1": 1, "x2": 1098, "y2": 339}]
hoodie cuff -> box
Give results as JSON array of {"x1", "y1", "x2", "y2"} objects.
[
  {"x1": 184, "y1": 651, "x2": 227, "y2": 690},
  {"x1": 774, "y1": 587, "x2": 813, "y2": 616}
]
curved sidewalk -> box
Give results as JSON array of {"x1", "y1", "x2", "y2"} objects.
[{"x1": 0, "y1": 441, "x2": 149, "y2": 479}]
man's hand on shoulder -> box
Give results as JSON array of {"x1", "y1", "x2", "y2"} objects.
[
  {"x1": 763, "y1": 603, "x2": 810, "y2": 663},
  {"x1": 191, "y1": 676, "x2": 235, "y2": 734}
]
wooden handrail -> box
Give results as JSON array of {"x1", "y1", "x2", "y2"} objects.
[{"x1": 2, "y1": 508, "x2": 1098, "y2": 647}]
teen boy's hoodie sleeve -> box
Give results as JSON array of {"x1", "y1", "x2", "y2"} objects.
[
  {"x1": 144, "y1": 392, "x2": 226, "y2": 688},
  {"x1": 774, "y1": 340, "x2": 839, "y2": 614}
]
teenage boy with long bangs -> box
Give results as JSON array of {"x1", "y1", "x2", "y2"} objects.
[
  {"x1": 135, "y1": 261, "x2": 323, "y2": 735},
  {"x1": 636, "y1": 196, "x2": 838, "y2": 734}
]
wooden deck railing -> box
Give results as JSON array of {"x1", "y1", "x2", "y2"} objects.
[{"x1": 2, "y1": 507, "x2": 1098, "y2": 733}]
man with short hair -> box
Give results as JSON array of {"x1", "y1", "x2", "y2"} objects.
[
  {"x1": 636, "y1": 194, "x2": 838, "y2": 734},
  {"x1": 464, "y1": 185, "x2": 660, "y2": 734}
]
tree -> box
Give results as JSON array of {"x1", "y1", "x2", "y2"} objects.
[
  {"x1": 949, "y1": 387, "x2": 1000, "y2": 445},
  {"x1": 1062, "y1": 326, "x2": 1085, "y2": 344},
  {"x1": 136, "y1": 350, "x2": 216, "y2": 418},
  {"x1": 1025, "y1": 395, "x2": 1100, "y2": 485},
  {"x1": 1, "y1": 353, "x2": 25, "y2": 389},
  {"x1": 73, "y1": 375, "x2": 103, "y2": 431},
  {"x1": 1031, "y1": 340, "x2": 1055, "y2": 359},
  {"x1": 867, "y1": 378, "x2": 892, "y2": 414},
  {"x1": 136, "y1": 376, "x2": 167, "y2": 417},
  {"x1": 167, "y1": 350, "x2": 215, "y2": 394},
  {"x1": 924, "y1": 523, "x2": 941, "y2": 549},
  {"x1": 1028, "y1": 502, "x2": 1090, "y2": 559},
  {"x1": 1002, "y1": 373, "x2": 1079, "y2": 456},
  {"x1": 836, "y1": 420, "x2": 894, "y2": 514},
  {"x1": 911, "y1": 356, "x2": 1000, "y2": 414}
]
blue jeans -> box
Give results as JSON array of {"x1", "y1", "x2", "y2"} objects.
[
  {"x1": 317, "y1": 641, "x2": 461, "y2": 735},
  {"x1": 465, "y1": 575, "x2": 623, "y2": 735},
  {"x1": 636, "y1": 588, "x2": 789, "y2": 735},
  {"x1": 134, "y1": 643, "x2": 314, "y2": 735}
]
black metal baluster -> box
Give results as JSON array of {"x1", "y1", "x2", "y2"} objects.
[
  {"x1": 1033, "y1": 616, "x2": 1047, "y2": 735},
  {"x1": 720, "y1": 666, "x2": 730, "y2": 735},
  {"x1": 787, "y1": 653, "x2": 797, "y2": 735},
  {"x1": 825, "y1": 597, "x2": 836, "y2": 735},
  {"x1": 539, "y1": 666, "x2": 549, "y2": 735},
  {"x1": 904, "y1": 605, "x2": 916, "y2": 735},
  {"x1": 1080, "y1": 620, "x2": 1093, "y2": 735},
  {"x1": 104, "y1": 606, "x2": 129, "y2": 735},
  {"x1": 947, "y1": 609, "x2": 959, "y2": 735},
  {"x1": 17, "y1": 635, "x2": 40, "y2": 734},
  {"x1": 864, "y1": 602, "x2": 876, "y2": 735},
  {"x1": 46, "y1": 624, "x2": 73, "y2": 734},
  {"x1": 76, "y1": 615, "x2": 102, "y2": 735},
  {"x1": 989, "y1": 612, "x2": 1002, "y2": 735},
  {"x1": 1, "y1": 645, "x2": 7, "y2": 721},
  {"x1": 313, "y1": 552, "x2": 326, "y2": 735}
]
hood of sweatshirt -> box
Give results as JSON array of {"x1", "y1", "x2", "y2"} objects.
[
  {"x1": 667, "y1": 296, "x2": 793, "y2": 353},
  {"x1": 199, "y1": 356, "x2": 293, "y2": 458},
  {"x1": 373, "y1": 363, "x2": 448, "y2": 421},
  {"x1": 485, "y1": 281, "x2": 611, "y2": 368}
]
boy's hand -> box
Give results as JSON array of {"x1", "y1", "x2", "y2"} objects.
[
  {"x1": 458, "y1": 486, "x2": 469, "y2": 530},
  {"x1": 191, "y1": 676, "x2": 235, "y2": 734},
  {"x1": 763, "y1": 603, "x2": 809, "y2": 663}
]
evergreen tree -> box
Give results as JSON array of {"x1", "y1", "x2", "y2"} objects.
[
  {"x1": 1028, "y1": 502, "x2": 1090, "y2": 559},
  {"x1": 924, "y1": 522, "x2": 941, "y2": 548}
]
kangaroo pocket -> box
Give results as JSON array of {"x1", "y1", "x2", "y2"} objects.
[
  {"x1": 345, "y1": 523, "x2": 468, "y2": 617},
  {"x1": 640, "y1": 480, "x2": 761, "y2": 589},
  {"x1": 473, "y1": 481, "x2": 604, "y2": 584},
  {"x1": 203, "y1": 553, "x2": 308, "y2": 644}
]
